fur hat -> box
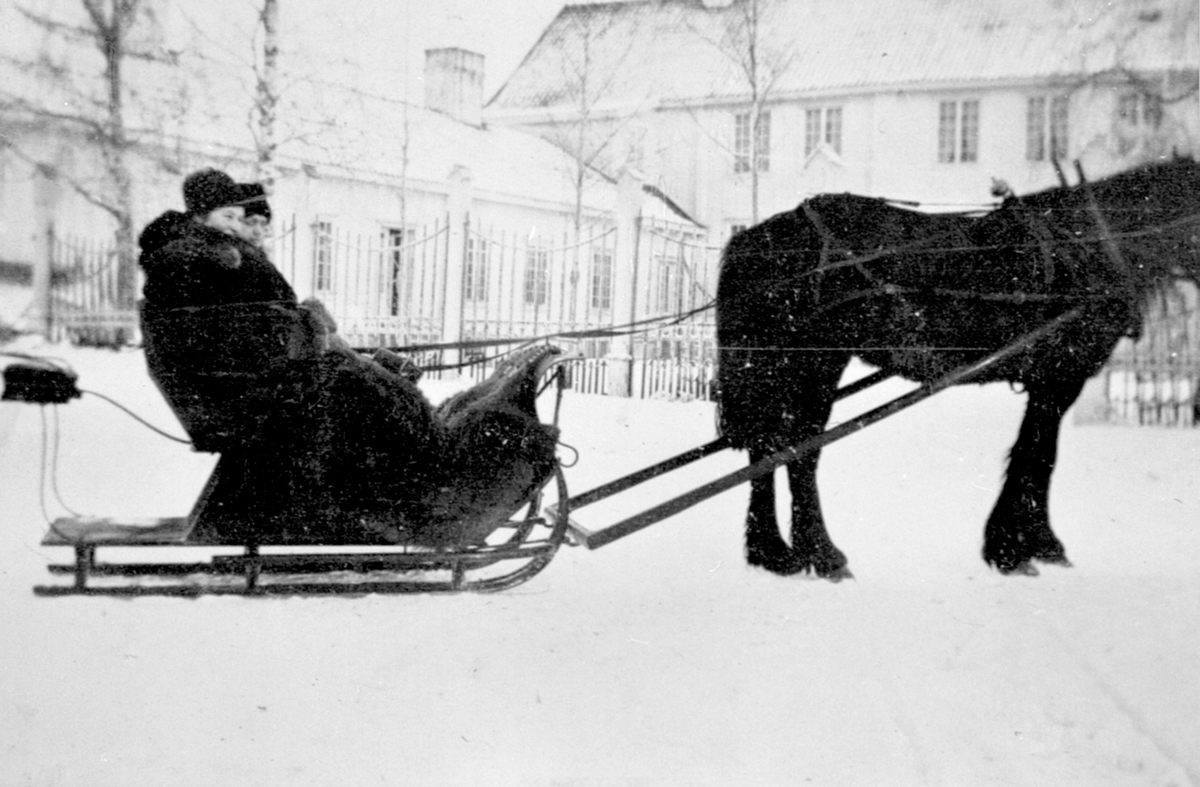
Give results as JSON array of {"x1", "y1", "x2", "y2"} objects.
[
  {"x1": 182, "y1": 169, "x2": 242, "y2": 216},
  {"x1": 240, "y1": 182, "x2": 272, "y2": 221}
]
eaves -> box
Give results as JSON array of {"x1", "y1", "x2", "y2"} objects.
[{"x1": 491, "y1": 66, "x2": 1194, "y2": 127}]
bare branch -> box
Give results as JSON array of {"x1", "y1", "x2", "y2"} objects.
[
  {"x1": 18, "y1": 6, "x2": 100, "y2": 45},
  {"x1": 0, "y1": 93, "x2": 109, "y2": 137},
  {"x1": 0, "y1": 137, "x2": 120, "y2": 218}
]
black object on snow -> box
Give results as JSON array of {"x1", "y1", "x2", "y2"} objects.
[{"x1": 1, "y1": 363, "x2": 81, "y2": 404}]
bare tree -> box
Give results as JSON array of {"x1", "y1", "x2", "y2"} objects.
[
  {"x1": 0, "y1": 0, "x2": 176, "y2": 310},
  {"x1": 253, "y1": 0, "x2": 280, "y2": 192},
  {"x1": 177, "y1": 2, "x2": 378, "y2": 187},
  {"x1": 689, "y1": 0, "x2": 792, "y2": 224},
  {"x1": 1050, "y1": 1, "x2": 1198, "y2": 169},
  {"x1": 529, "y1": 8, "x2": 642, "y2": 320}
]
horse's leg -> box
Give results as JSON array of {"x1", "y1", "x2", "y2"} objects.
[
  {"x1": 746, "y1": 355, "x2": 848, "y2": 579},
  {"x1": 784, "y1": 359, "x2": 851, "y2": 579},
  {"x1": 744, "y1": 445, "x2": 795, "y2": 573},
  {"x1": 785, "y1": 441, "x2": 851, "y2": 580},
  {"x1": 983, "y1": 376, "x2": 1086, "y2": 574}
]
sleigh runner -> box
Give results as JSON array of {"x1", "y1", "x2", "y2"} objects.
[{"x1": 36, "y1": 465, "x2": 572, "y2": 596}]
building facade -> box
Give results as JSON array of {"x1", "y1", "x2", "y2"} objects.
[{"x1": 487, "y1": 0, "x2": 1200, "y2": 234}]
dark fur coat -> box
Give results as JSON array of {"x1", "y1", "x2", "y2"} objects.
[{"x1": 137, "y1": 212, "x2": 557, "y2": 547}]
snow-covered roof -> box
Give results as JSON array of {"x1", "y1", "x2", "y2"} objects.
[
  {"x1": 488, "y1": 0, "x2": 1200, "y2": 116},
  {"x1": 269, "y1": 91, "x2": 601, "y2": 209},
  {"x1": 0, "y1": 0, "x2": 612, "y2": 215}
]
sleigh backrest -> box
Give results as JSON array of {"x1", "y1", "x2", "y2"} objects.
[{"x1": 140, "y1": 300, "x2": 321, "y2": 452}]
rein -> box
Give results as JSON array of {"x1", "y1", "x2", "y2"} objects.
[
  {"x1": 768, "y1": 190, "x2": 1199, "y2": 336},
  {"x1": 725, "y1": 208, "x2": 1200, "y2": 283},
  {"x1": 385, "y1": 300, "x2": 718, "y2": 372}
]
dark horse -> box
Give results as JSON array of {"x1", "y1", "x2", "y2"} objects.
[{"x1": 716, "y1": 157, "x2": 1200, "y2": 579}]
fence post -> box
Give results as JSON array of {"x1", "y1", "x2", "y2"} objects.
[
  {"x1": 30, "y1": 164, "x2": 61, "y2": 339},
  {"x1": 30, "y1": 221, "x2": 54, "y2": 339},
  {"x1": 441, "y1": 165, "x2": 472, "y2": 374},
  {"x1": 606, "y1": 169, "x2": 643, "y2": 397}
]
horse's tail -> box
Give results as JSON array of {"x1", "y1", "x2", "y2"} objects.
[{"x1": 715, "y1": 210, "x2": 814, "y2": 451}]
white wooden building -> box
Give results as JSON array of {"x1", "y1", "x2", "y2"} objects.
[{"x1": 487, "y1": 0, "x2": 1200, "y2": 233}]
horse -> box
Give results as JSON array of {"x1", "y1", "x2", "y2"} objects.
[{"x1": 715, "y1": 156, "x2": 1200, "y2": 579}]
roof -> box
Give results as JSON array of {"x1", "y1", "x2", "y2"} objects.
[
  {"x1": 270, "y1": 92, "x2": 598, "y2": 208},
  {"x1": 488, "y1": 0, "x2": 1200, "y2": 115},
  {"x1": 0, "y1": 0, "x2": 610, "y2": 214}
]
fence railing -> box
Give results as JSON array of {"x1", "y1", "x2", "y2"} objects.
[
  {"x1": 1099, "y1": 282, "x2": 1200, "y2": 427},
  {"x1": 48, "y1": 233, "x2": 137, "y2": 346}
]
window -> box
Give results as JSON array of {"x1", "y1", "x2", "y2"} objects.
[
  {"x1": 464, "y1": 236, "x2": 489, "y2": 302},
  {"x1": 1117, "y1": 94, "x2": 1139, "y2": 124},
  {"x1": 590, "y1": 249, "x2": 612, "y2": 310},
  {"x1": 734, "y1": 110, "x2": 771, "y2": 173},
  {"x1": 313, "y1": 220, "x2": 333, "y2": 292},
  {"x1": 804, "y1": 106, "x2": 843, "y2": 157},
  {"x1": 937, "y1": 100, "x2": 980, "y2": 163},
  {"x1": 383, "y1": 227, "x2": 414, "y2": 316},
  {"x1": 1118, "y1": 92, "x2": 1164, "y2": 129},
  {"x1": 523, "y1": 247, "x2": 549, "y2": 307},
  {"x1": 1146, "y1": 94, "x2": 1164, "y2": 127},
  {"x1": 1026, "y1": 96, "x2": 1069, "y2": 161},
  {"x1": 1048, "y1": 96, "x2": 1068, "y2": 159},
  {"x1": 655, "y1": 255, "x2": 681, "y2": 314}
]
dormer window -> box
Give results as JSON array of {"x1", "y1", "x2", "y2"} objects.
[{"x1": 804, "y1": 106, "x2": 843, "y2": 157}]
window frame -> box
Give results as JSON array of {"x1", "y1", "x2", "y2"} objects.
[
  {"x1": 937, "y1": 99, "x2": 980, "y2": 164},
  {"x1": 733, "y1": 109, "x2": 771, "y2": 173},
  {"x1": 1119, "y1": 91, "x2": 1164, "y2": 129},
  {"x1": 381, "y1": 226, "x2": 415, "y2": 317},
  {"x1": 312, "y1": 219, "x2": 334, "y2": 293},
  {"x1": 464, "y1": 235, "x2": 490, "y2": 303},
  {"x1": 590, "y1": 248, "x2": 613, "y2": 311},
  {"x1": 1026, "y1": 95, "x2": 1069, "y2": 162},
  {"x1": 804, "y1": 106, "x2": 843, "y2": 158},
  {"x1": 523, "y1": 246, "x2": 550, "y2": 307}
]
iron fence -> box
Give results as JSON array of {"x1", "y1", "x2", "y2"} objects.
[
  {"x1": 1101, "y1": 282, "x2": 1200, "y2": 427},
  {"x1": 49, "y1": 233, "x2": 137, "y2": 346},
  {"x1": 459, "y1": 221, "x2": 618, "y2": 347}
]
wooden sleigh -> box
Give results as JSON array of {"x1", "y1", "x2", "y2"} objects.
[{"x1": 33, "y1": 302, "x2": 573, "y2": 597}]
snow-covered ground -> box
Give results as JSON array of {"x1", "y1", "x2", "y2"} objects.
[{"x1": 1, "y1": 336, "x2": 1198, "y2": 787}]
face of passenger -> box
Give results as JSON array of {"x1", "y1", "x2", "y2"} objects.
[
  {"x1": 202, "y1": 205, "x2": 245, "y2": 237},
  {"x1": 241, "y1": 214, "x2": 271, "y2": 246}
]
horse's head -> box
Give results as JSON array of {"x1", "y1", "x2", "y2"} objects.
[{"x1": 1092, "y1": 156, "x2": 1200, "y2": 285}]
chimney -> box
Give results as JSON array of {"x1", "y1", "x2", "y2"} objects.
[{"x1": 424, "y1": 48, "x2": 485, "y2": 127}]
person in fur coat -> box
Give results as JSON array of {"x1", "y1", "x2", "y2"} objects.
[{"x1": 138, "y1": 169, "x2": 562, "y2": 547}]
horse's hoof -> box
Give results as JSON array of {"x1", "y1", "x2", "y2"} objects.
[
  {"x1": 747, "y1": 550, "x2": 804, "y2": 576},
  {"x1": 819, "y1": 565, "x2": 854, "y2": 582},
  {"x1": 999, "y1": 560, "x2": 1040, "y2": 576}
]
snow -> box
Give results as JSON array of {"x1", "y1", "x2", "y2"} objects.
[{"x1": 2, "y1": 337, "x2": 1198, "y2": 787}]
